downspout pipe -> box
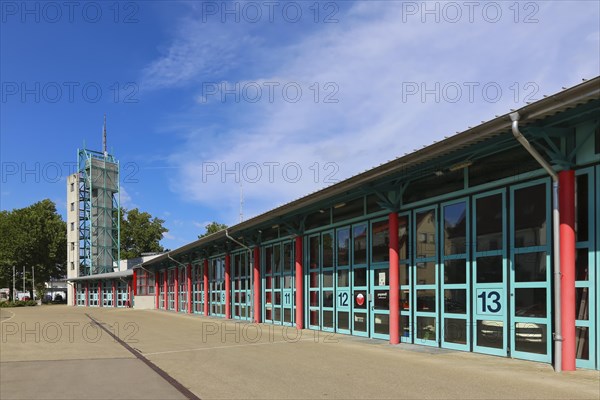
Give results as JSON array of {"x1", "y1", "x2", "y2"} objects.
[
  {"x1": 167, "y1": 252, "x2": 187, "y2": 268},
  {"x1": 225, "y1": 230, "x2": 256, "y2": 319},
  {"x1": 510, "y1": 112, "x2": 562, "y2": 373}
]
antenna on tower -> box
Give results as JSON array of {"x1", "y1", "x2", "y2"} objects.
[
  {"x1": 239, "y1": 180, "x2": 244, "y2": 223},
  {"x1": 102, "y1": 114, "x2": 107, "y2": 157}
]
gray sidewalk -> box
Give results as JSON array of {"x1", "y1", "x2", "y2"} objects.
[{"x1": 1, "y1": 306, "x2": 598, "y2": 399}]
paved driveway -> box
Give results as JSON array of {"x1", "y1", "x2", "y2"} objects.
[{"x1": 1, "y1": 306, "x2": 598, "y2": 399}]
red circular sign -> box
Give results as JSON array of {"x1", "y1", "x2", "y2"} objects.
[{"x1": 356, "y1": 293, "x2": 365, "y2": 306}]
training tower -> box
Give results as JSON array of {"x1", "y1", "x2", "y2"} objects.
[{"x1": 67, "y1": 117, "x2": 120, "y2": 305}]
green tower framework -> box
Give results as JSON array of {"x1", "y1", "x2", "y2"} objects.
[{"x1": 78, "y1": 148, "x2": 120, "y2": 275}]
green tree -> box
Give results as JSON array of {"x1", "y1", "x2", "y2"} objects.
[
  {"x1": 198, "y1": 222, "x2": 228, "y2": 239},
  {"x1": 120, "y1": 208, "x2": 168, "y2": 259},
  {"x1": 0, "y1": 199, "x2": 66, "y2": 299}
]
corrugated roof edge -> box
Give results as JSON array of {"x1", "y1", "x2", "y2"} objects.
[{"x1": 142, "y1": 76, "x2": 600, "y2": 269}]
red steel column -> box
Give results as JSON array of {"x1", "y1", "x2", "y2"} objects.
[
  {"x1": 133, "y1": 269, "x2": 137, "y2": 296},
  {"x1": 155, "y1": 272, "x2": 159, "y2": 309},
  {"x1": 127, "y1": 280, "x2": 132, "y2": 307},
  {"x1": 85, "y1": 282, "x2": 89, "y2": 307},
  {"x1": 203, "y1": 259, "x2": 209, "y2": 316},
  {"x1": 174, "y1": 268, "x2": 179, "y2": 312},
  {"x1": 98, "y1": 281, "x2": 102, "y2": 307},
  {"x1": 253, "y1": 247, "x2": 261, "y2": 323},
  {"x1": 295, "y1": 236, "x2": 304, "y2": 329},
  {"x1": 112, "y1": 280, "x2": 116, "y2": 308},
  {"x1": 225, "y1": 253, "x2": 231, "y2": 319},
  {"x1": 187, "y1": 264, "x2": 192, "y2": 314},
  {"x1": 72, "y1": 284, "x2": 76, "y2": 306},
  {"x1": 559, "y1": 170, "x2": 576, "y2": 371},
  {"x1": 389, "y1": 212, "x2": 400, "y2": 345},
  {"x1": 163, "y1": 269, "x2": 168, "y2": 309}
]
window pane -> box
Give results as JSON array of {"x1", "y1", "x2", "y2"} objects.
[
  {"x1": 374, "y1": 314, "x2": 390, "y2": 335},
  {"x1": 401, "y1": 290, "x2": 410, "y2": 311},
  {"x1": 265, "y1": 247, "x2": 272, "y2": 274},
  {"x1": 399, "y1": 215, "x2": 409, "y2": 260},
  {"x1": 322, "y1": 233, "x2": 334, "y2": 268},
  {"x1": 337, "y1": 269, "x2": 349, "y2": 287},
  {"x1": 353, "y1": 224, "x2": 367, "y2": 265},
  {"x1": 515, "y1": 323, "x2": 547, "y2": 355},
  {"x1": 416, "y1": 290, "x2": 435, "y2": 312},
  {"x1": 444, "y1": 318, "x2": 467, "y2": 344},
  {"x1": 444, "y1": 202, "x2": 467, "y2": 255},
  {"x1": 283, "y1": 243, "x2": 292, "y2": 273},
  {"x1": 476, "y1": 256, "x2": 503, "y2": 283},
  {"x1": 323, "y1": 272, "x2": 334, "y2": 288},
  {"x1": 514, "y1": 184, "x2": 547, "y2": 247},
  {"x1": 416, "y1": 210, "x2": 436, "y2": 258},
  {"x1": 375, "y1": 269, "x2": 389, "y2": 286},
  {"x1": 476, "y1": 194, "x2": 503, "y2": 251},
  {"x1": 374, "y1": 290, "x2": 389, "y2": 310},
  {"x1": 576, "y1": 326, "x2": 589, "y2": 360},
  {"x1": 400, "y1": 264, "x2": 410, "y2": 286},
  {"x1": 416, "y1": 262, "x2": 436, "y2": 285},
  {"x1": 576, "y1": 288, "x2": 590, "y2": 320},
  {"x1": 354, "y1": 267, "x2": 367, "y2": 287},
  {"x1": 309, "y1": 236, "x2": 319, "y2": 270},
  {"x1": 323, "y1": 291, "x2": 334, "y2": 308},
  {"x1": 444, "y1": 289, "x2": 466, "y2": 314},
  {"x1": 371, "y1": 220, "x2": 389, "y2": 263},
  {"x1": 337, "y1": 228, "x2": 350, "y2": 266},
  {"x1": 310, "y1": 272, "x2": 319, "y2": 288},
  {"x1": 576, "y1": 248, "x2": 589, "y2": 281},
  {"x1": 444, "y1": 259, "x2": 466, "y2": 284},
  {"x1": 515, "y1": 288, "x2": 546, "y2": 318},
  {"x1": 416, "y1": 316, "x2": 436, "y2": 341},
  {"x1": 353, "y1": 290, "x2": 367, "y2": 309},
  {"x1": 354, "y1": 312, "x2": 367, "y2": 332},
  {"x1": 338, "y1": 311, "x2": 349, "y2": 330},
  {"x1": 477, "y1": 320, "x2": 503, "y2": 349},
  {"x1": 273, "y1": 244, "x2": 281, "y2": 273},
  {"x1": 514, "y1": 252, "x2": 547, "y2": 282},
  {"x1": 576, "y1": 174, "x2": 589, "y2": 242}
]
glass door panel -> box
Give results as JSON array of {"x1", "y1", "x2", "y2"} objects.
[
  {"x1": 322, "y1": 231, "x2": 335, "y2": 332},
  {"x1": 192, "y1": 264, "x2": 205, "y2": 314},
  {"x1": 441, "y1": 198, "x2": 469, "y2": 351},
  {"x1": 178, "y1": 266, "x2": 187, "y2": 313},
  {"x1": 413, "y1": 207, "x2": 438, "y2": 346},
  {"x1": 336, "y1": 227, "x2": 351, "y2": 334},
  {"x1": 472, "y1": 190, "x2": 507, "y2": 356},
  {"x1": 510, "y1": 180, "x2": 552, "y2": 363},
  {"x1": 209, "y1": 257, "x2": 226, "y2": 317},
  {"x1": 574, "y1": 168, "x2": 596, "y2": 369},
  {"x1": 307, "y1": 234, "x2": 321, "y2": 329}
]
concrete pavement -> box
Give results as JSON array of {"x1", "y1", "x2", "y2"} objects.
[{"x1": 1, "y1": 306, "x2": 598, "y2": 399}]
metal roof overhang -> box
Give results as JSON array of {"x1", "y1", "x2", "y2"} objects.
[
  {"x1": 142, "y1": 77, "x2": 600, "y2": 269},
  {"x1": 68, "y1": 269, "x2": 133, "y2": 282}
]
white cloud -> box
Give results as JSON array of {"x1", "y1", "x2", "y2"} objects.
[
  {"x1": 119, "y1": 185, "x2": 135, "y2": 209},
  {"x1": 144, "y1": 1, "x2": 600, "y2": 222}
]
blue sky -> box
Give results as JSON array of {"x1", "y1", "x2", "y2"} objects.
[{"x1": 1, "y1": 1, "x2": 599, "y2": 250}]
